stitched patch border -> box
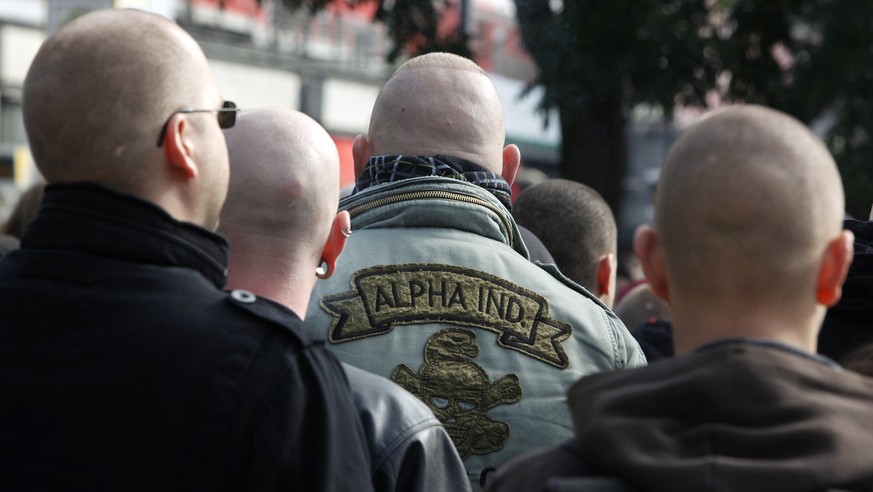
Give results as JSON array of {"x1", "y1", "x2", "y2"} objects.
[{"x1": 320, "y1": 263, "x2": 573, "y2": 368}]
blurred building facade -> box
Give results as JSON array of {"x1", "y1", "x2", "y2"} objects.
[{"x1": 0, "y1": 0, "x2": 559, "y2": 186}]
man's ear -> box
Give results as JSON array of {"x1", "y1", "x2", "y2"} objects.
[
  {"x1": 816, "y1": 230, "x2": 854, "y2": 307},
  {"x1": 633, "y1": 224, "x2": 669, "y2": 302},
  {"x1": 595, "y1": 253, "x2": 617, "y2": 308},
  {"x1": 352, "y1": 135, "x2": 373, "y2": 179},
  {"x1": 318, "y1": 211, "x2": 351, "y2": 279},
  {"x1": 501, "y1": 144, "x2": 520, "y2": 186},
  {"x1": 164, "y1": 114, "x2": 198, "y2": 179}
]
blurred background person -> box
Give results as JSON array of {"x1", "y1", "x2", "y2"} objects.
[{"x1": 513, "y1": 178, "x2": 617, "y2": 308}]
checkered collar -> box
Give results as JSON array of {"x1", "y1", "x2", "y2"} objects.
[{"x1": 353, "y1": 154, "x2": 512, "y2": 211}]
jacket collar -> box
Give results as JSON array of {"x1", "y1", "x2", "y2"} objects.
[
  {"x1": 21, "y1": 182, "x2": 229, "y2": 288},
  {"x1": 340, "y1": 176, "x2": 528, "y2": 258},
  {"x1": 354, "y1": 154, "x2": 513, "y2": 211}
]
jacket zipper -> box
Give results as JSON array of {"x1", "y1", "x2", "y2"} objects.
[{"x1": 346, "y1": 190, "x2": 515, "y2": 245}]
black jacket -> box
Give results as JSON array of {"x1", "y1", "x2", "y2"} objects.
[{"x1": 0, "y1": 183, "x2": 373, "y2": 491}]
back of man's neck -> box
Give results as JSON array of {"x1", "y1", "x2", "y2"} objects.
[
  {"x1": 671, "y1": 311, "x2": 820, "y2": 357},
  {"x1": 225, "y1": 257, "x2": 313, "y2": 318}
]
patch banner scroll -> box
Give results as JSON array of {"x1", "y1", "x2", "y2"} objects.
[{"x1": 320, "y1": 263, "x2": 573, "y2": 368}]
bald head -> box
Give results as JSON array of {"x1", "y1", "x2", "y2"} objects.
[
  {"x1": 368, "y1": 53, "x2": 506, "y2": 172},
  {"x1": 219, "y1": 108, "x2": 345, "y2": 315},
  {"x1": 655, "y1": 105, "x2": 845, "y2": 310},
  {"x1": 514, "y1": 179, "x2": 616, "y2": 294},
  {"x1": 23, "y1": 9, "x2": 221, "y2": 193},
  {"x1": 221, "y1": 108, "x2": 340, "y2": 264}
]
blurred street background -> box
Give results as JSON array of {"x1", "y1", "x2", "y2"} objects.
[{"x1": 4, "y1": 0, "x2": 872, "y2": 258}]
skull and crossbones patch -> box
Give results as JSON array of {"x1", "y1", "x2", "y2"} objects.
[{"x1": 392, "y1": 328, "x2": 523, "y2": 458}]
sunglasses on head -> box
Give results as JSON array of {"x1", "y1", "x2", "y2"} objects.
[{"x1": 156, "y1": 100, "x2": 239, "y2": 147}]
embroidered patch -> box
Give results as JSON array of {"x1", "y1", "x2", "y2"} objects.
[
  {"x1": 392, "y1": 328, "x2": 523, "y2": 459},
  {"x1": 320, "y1": 263, "x2": 573, "y2": 368}
]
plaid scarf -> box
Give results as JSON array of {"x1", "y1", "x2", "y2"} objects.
[{"x1": 354, "y1": 154, "x2": 513, "y2": 211}]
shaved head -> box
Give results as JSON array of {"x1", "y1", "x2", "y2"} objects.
[
  {"x1": 368, "y1": 53, "x2": 506, "y2": 172},
  {"x1": 23, "y1": 9, "x2": 224, "y2": 198},
  {"x1": 222, "y1": 108, "x2": 339, "y2": 254},
  {"x1": 656, "y1": 105, "x2": 845, "y2": 310},
  {"x1": 220, "y1": 108, "x2": 343, "y2": 313}
]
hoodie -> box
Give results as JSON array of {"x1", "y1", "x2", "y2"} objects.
[
  {"x1": 570, "y1": 341, "x2": 873, "y2": 492},
  {"x1": 486, "y1": 340, "x2": 873, "y2": 492}
]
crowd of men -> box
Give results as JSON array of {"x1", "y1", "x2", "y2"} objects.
[{"x1": 1, "y1": 7, "x2": 872, "y2": 492}]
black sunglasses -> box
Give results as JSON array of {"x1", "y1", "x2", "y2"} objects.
[{"x1": 156, "y1": 100, "x2": 239, "y2": 147}]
